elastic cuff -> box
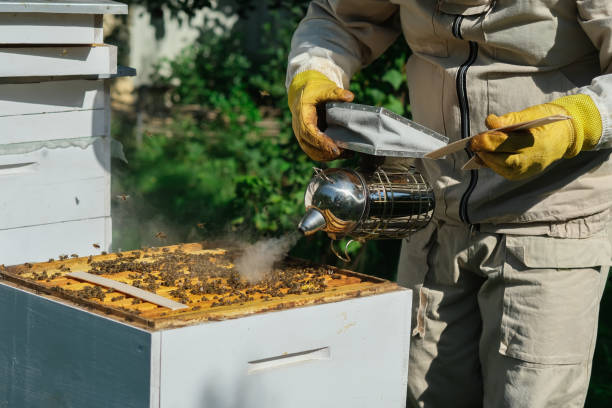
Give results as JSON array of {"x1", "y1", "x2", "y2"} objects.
[
  {"x1": 551, "y1": 94, "x2": 603, "y2": 154},
  {"x1": 286, "y1": 55, "x2": 348, "y2": 89},
  {"x1": 592, "y1": 96, "x2": 612, "y2": 150}
]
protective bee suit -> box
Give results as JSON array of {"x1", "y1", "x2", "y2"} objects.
[{"x1": 286, "y1": 1, "x2": 612, "y2": 406}]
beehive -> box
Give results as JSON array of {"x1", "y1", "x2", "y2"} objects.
[
  {"x1": 0, "y1": 0, "x2": 134, "y2": 266},
  {"x1": 1, "y1": 243, "x2": 411, "y2": 408},
  {"x1": 1, "y1": 242, "x2": 398, "y2": 330}
]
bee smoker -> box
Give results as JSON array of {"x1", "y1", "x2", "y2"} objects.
[
  {"x1": 298, "y1": 164, "x2": 435, "y2": 260},
  {"x1": 296, "y1": 102, "x2": 447, "y2": 261}
]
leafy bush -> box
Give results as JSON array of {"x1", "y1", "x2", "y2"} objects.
[{"x1": 115, "y1": 4, "x2": 409, "y2": 279}]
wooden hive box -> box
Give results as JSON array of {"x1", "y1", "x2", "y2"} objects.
[
  {"x1": 0, "y1": 243, "x2": 412, "y2": 408},
  {"x1": 0, "y1": 0, "x2": 132, "y2": 266}
]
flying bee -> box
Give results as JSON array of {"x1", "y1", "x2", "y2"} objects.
[
  {"x1": 197, "y1": 223, "x2": 206, "y2": 229},
  {"x1": 92, "y1": 243, "x2": 100, "y2": 249},
  {"x1": 259, "y1": 90, "x2": 270, "y2": 97},
  {"x1": 155, "y1": 232, "x2": 167, "y2": 240},
  {"x1": 116, "y1": 194, "x2": 130, "y2": 201}
]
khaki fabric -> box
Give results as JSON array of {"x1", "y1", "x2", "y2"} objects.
[
  {"x1": 287, "y1": 2, "x2": 612, "y2": 406},
  {"x1": 287, "y1": 0, "x2": 612, "y2": 233},
  {"x1": 397, "y1": 222, "x2": 610, "y2": 407}
]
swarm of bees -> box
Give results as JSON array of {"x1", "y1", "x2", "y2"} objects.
[{"x1": 9, "y1": 245, "x2": 349, "y2": 316}]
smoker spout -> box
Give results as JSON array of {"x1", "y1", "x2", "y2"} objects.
[{"x1": 298, "y1": 208, "x2": 326, "y2": 236}]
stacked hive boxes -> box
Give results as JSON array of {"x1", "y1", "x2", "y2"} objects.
[{"x1": 0, "y1": 1, "x2": 130, "y2": 265}]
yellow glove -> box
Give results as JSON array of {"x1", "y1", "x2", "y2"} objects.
[
  {"x1": 470, "y1": 94, "x2": 603, "y2": 180},
  {"x1": 288, "y1": 70, "x2": 354, "y2": 161}
]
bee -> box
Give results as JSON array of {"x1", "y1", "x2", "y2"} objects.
[
  {"x1": 116, "y1": 194, "x2": 130, "y2": 201},
  {"x1": 196, "y1": 223, "x2": 206, "y2": 229},
  {"x1": 155, "y1": 232, "x2": 167, "y2": 240},
  {"x1": 259, "y1": 90, "x2": 270, "y2": 97},
  {"x1": 92, "y1": 243, "x2": 100, "y2": 249}
]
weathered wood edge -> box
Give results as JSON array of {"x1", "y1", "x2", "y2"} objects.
[
  {"x1": 151, "y1": 281, "x2": 402, "y2": 330},
  {"x1": 0, "y1": 271, "x2": 155, "y2": 329},
  {"x1": 1, "y1": 255, "x2": 403, "y2": 331}
]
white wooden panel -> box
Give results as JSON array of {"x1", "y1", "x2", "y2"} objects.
[
  {"x1": 0, "y1": 13, "x2": 102, "y2": 44},
  {"x1": 0, "y1": 176, "x2": 109, "y2": 230},
  {"x1": 0, "y1": 137, "x2": 110, "y2": 179},
  {"x1": 0, "y1": 45, "x2": 116, "y2": 77},
  {"x1": 0, "y1": 284, "x2": 151, "y2": 408},
  {"x1": 0, "y1": 1, "x2": 127, "y2": 15},
  {"x1": 0, "y1": 216, "x2": 111, "y2": 266},
  {"x1": 158, "y1": 290, "x2": 411, "y2": 408},
  {"x1": 1, "y1": 109, "x2": 107, "y2": 143},
  {"x1": 0, "y1": 140, "x2": 110, "y2": 229},
  {"x1": 150, "y1": 332, "x2": 162, "y2": 408},
  {"x1": 0, "y1": 79, "x2": 105, "y2": 116}
]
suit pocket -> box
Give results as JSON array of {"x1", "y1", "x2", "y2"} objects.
[{"x1": 499, "y1": 233, "x2": 609, "y2": 365}]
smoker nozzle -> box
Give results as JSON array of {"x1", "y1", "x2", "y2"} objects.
[{"x1": 298, "y1": 208, "x2": 327, "y2": 236}]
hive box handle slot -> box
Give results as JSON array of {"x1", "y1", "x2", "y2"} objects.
[
  {"x1": 0, "y1": 162, "x2": 38, "y2": 176},
  {"x1": 247, "y1": 347, "x2": 330, "y2": 374}
]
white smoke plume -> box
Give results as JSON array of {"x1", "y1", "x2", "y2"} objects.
[{"x1": 234, "y1": 232, "x2": 301, "y2": 282}]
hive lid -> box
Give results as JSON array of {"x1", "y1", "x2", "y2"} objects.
[
  {"x1": 0, "y1": 0, "x2": 127, "y2": 14},
  {"x1": 0, "y1": 242, "x2": 402, "y2": 331}
]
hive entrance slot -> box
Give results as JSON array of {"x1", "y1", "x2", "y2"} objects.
[
  {"x1": 247, "y1": 347, "x2": 331, "y2": 374},
  {"x1": 0, "y1": 162, "x2": 38, "y2": 175}
]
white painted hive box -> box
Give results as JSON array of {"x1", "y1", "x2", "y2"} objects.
[
  {"x1": 0, "y1": 0, "x2": 130, "y2": 265},
  {"x1": 0, "y1": 246, "x2": 412, "y2": 408}
]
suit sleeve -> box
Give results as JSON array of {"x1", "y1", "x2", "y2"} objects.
[
  {"x1": 285, "y1": 0, "x2": 400, "y2": 89},
  {"x1": 577, "y1": 0, "x2": 612, "y2": 149}
]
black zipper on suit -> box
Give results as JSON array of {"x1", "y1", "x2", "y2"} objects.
[{"x1": 452, "y1": 15, "x2": 478, "y2": 225}]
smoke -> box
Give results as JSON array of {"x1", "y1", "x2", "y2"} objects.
[{"x1": 234, "y1": 232, "x2": 301, "y2": 282}]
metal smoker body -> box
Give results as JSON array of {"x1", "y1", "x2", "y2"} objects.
[
  {"x1": 297, "y1": 102, "x2": 447, "y2": 261},
  {"x1": 298, "y1": 166, "x2": 435, "y2": 260}
]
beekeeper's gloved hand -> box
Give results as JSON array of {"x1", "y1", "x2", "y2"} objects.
[
  {"x1": 288, "y1": 70, "x2": 354, "y2": 161},
  {"x1": 470, "y1": 94, "x2": 603, "y2": 180}
]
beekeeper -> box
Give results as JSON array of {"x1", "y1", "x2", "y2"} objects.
[{"x1": 286, "y1": 1, "x2": 612, "y2": 406}]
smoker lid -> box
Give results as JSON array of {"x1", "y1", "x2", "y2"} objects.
[
  {"x1": 0, "y1": 0, "x2": 127, "y2": 14},
  {"x1": 325, "y1": 102, "x2": 449, "y2": 157}
]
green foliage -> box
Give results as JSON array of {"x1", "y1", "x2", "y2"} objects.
[
  {"x1": 349, "y1": 39, "x2": 411, "y2": 116},
  {"x1": 114, "y1": 4, "x2": 406, "y2": 277},
  {"x1": 124, "y1": 0, "x2": 309, "y2": 38}
]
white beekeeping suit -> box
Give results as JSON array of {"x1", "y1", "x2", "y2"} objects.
[{"x1": 286, "y1": 1, "x2": 612, "y2": 406}]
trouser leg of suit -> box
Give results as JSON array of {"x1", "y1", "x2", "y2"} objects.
[{"x1": 397, "y1": 221, "x2": 610, "y2": 408}]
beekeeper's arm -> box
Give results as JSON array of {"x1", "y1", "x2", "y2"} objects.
[
  {"x1": 286, "y1": 0, "x2": 400, "y2": 161},
  {"x1": 471, "y1": 2, "x2": 612, "y2": 180}
]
